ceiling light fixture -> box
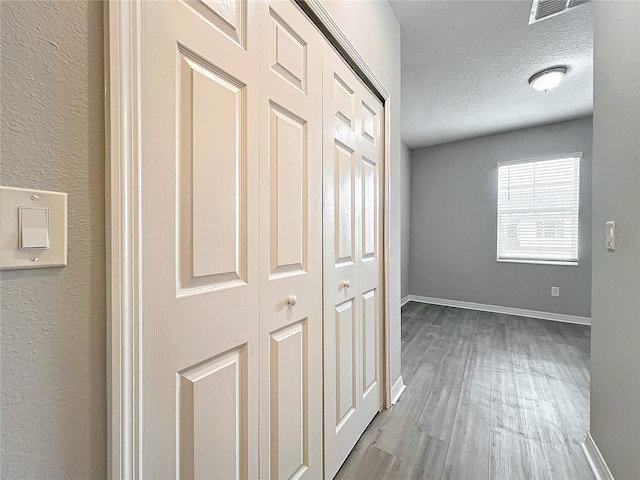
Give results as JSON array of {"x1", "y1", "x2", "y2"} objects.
[{"x1": 529, "y1": 66, "x2": 568, "y2": 92}]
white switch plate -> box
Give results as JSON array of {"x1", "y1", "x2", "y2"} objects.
[
  {"x1": 551, "y1": 286, "x2": 560, "y2": 297},
  {"x1": 0, "y1": 186, "x2": 67, "y2": 269}
]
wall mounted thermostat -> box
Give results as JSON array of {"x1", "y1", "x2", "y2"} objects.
[
  {"x1": 606, "y1": 221, "x2": 616, "y2": 251},
  {"x1": 0, "y1": 186, "x2": 67, "y2": 269}
]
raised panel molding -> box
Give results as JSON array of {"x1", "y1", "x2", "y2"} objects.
[
  {"x1": 269, "y1": 102, "x2": 309, "y2": 279},
  {"x1": 361, "y1": 101, "x2": 376, "y2": 144},
  {"x1": 269, "y1": 320, "x2": 310, "y2": 479},
  {"x1": 177, "y1": 345, "x2": 248, "y2": 480},
  {"x1": 334, "y1": 74, "x2": 354, "y2": 129},
  {"x1": 177, "y1": 47, "x2": 248, "y2": 296},
  {"x1": 335, "y1": 141, "x2": 355, "y2": 266},
  {"x1": 362, "y1": 289, "x2": 377, "y2": 397},
  {"x1": 270, "y1": 8, "x2": 307, "y2": 93},
  {"x1": 361, "y1": 156, "x2": 377, "y2": 260},
  {"x1": 335, "y1": 299, "x2": 356, "y2": 431},
  {"x1": 184, "y1": 0, "x2": 247, "y2": 48}
]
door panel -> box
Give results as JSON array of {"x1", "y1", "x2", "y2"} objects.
[
  {"x1": 177, "y1": 346, "x2": 248, "y2": 479},
  {"x1": 335, "y1": 142, "x2": 356, "y2": 265},
  {"x1": 334, "y1": 75, "x2": 355, "y2": 129},
  {"x1": 335, "y1": 299, "x2": 357, "y2": 427},
  {"x1": 178, "y1": 48, "x2": 248, "y2": 290},
  {"x1": 269, "y1": 320, "x2": 309, "y2": 479},
  {"x1": 361, "y1": 156, "x2": 377, "y2": 260},
  {"x1": 361, "y1": 101, "x2": 377, "y2": 145},
  {"x1": 139, "y1": 1, "x2": 259, "y2": 478},
  {"x1": 184, "y1": 0, "x2": 247, "y2": 48},
  {"x1": 259, "y1": 2, "x2": 323, "y2": 479},
  {"x1": 268, "y1": 103, "x2": 308, "y2": 277},
  {"x1": 323, "y1": 43, "x2": 384, "y2": 479},
  {"x1": 269, "y1": 9, "x2": 307, "y2": 93},
  {"x1": 362, "y1": 288, "x2": 377, "y2": 396}
]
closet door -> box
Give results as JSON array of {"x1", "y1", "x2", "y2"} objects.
[
  {"x1": 323, "y1": 44, "x2": 385, "y2": 479},
  {"x1": 138, "y1": 1, "x2": 259, "y2": 478},
  {"x1": 259, "y1": 1, "x2": 324, "y2": 479}
]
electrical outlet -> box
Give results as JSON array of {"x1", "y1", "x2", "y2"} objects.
[{"x1": 551, "y1": 287, "x2": 560, "y2": 297}]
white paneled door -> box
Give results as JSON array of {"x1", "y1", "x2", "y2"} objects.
[
  {"x1": 322, "y1": 44, "x2": 385, "y2": 479},
  {"x1": 139, "y1": 1, "x2": 259, "y2": 477},
  {"x1": 258, "y1": 1, "x2": 324, "y2": 479},
  {"x1": 125, "y1": 1, "x2": 384, "y2": 478}
]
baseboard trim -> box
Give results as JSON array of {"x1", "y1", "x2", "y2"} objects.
[
  {"x1": 406, "y1": 295, "x2": 591, "y2": 326},
  {"x1": 400, "y1": 296, "x2": 410, "y2": 307},
  {"x1": 389, "y1": 375, "x2": 406, "y2": 406},
  {"x1": 581, "y1": 433, "x2": 615, "y2": 480}
]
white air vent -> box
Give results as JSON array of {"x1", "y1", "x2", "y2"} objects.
[{"x1": 529, "y1": 0, "x2": 590, "y2": 24}]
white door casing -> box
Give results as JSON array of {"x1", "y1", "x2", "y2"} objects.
[
  {"x1": 322, "y1": 42, "x2": 385, "y2": 480},
  {"x1": 258, "y1": 1, "x2": 323, "y2": 479}
]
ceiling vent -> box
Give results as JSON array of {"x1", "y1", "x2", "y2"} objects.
[{"x1": 528, "y1": 0, "x2": 589, "y2": 24}]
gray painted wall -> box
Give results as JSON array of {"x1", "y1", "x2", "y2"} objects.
[
  {"x1": 409, "y1": 117, "x2": 593, "y2": 317},
  {"x1": 590, "y1": 2, "x2": 640, "y2": 478},
  {"x1": 0, "y1": 1, "x2": 106, "y2": 478},
  {"x1": 401, "y1": 142, "x2": 411, "y2": 299}
]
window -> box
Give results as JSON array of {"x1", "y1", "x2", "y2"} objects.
[{"x1": 497, "y1": 154, "x2": 581, "y2": 265}]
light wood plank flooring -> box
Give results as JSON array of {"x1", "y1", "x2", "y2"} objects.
[{"x1": 335, "y1": 302, "x2": 592, "y2": 480}]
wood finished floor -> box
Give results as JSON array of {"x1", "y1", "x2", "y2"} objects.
[{"x1": 335, "y1": 302, "x2": 592, "y2": 480}]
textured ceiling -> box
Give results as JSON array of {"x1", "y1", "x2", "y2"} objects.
[{"x1": 389, "y1": 0, "x2": 593, "y2": 148}]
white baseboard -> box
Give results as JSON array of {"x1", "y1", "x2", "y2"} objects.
[
  {"x1": 581, "y1": 433, "x2": 615, "y2": 480},
  {"x1": 400, "y1": 296, "x2": 410, "y2": 307},
  {"x1": 389, "y1": 375, "x2": 406, "y2": 406},
  {"x1": 406, "y1": 295, "x2": 591, "y2": 326}
]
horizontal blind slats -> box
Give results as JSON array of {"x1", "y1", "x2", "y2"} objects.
[{"x1": 497, "y1": 156, "x2": 580, "y2": 264}]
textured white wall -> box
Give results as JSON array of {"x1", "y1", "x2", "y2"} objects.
[
  {"x1": 320, "y1": 0, "x2": 403, "y2": 386},
  {"x1": 590, "y1": 1, "x2": 640, "y2": 477},
  {"x1": 0, "y1": 1, "x2": 106, "y2": 478}
]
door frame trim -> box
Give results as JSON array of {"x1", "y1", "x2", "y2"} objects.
[
  {"x1": 106, "y1": 1, "x2": 396, "y2": 477},
  {"x1": 106, "y1": 1, "x2": 141, "y2": 477}
]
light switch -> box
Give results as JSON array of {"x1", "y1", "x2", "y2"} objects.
[
  {"x1": 1, "y1": 186, "x2": 67, "y2": 269},
  {"x1": 19, "y1": 207, "x2": 50, "y2": 250},
  {"x1": 606, "y1": 221, "x2": 615, "y2": 251}
]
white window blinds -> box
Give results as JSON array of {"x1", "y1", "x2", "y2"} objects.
[{"x1": 497, "y1": 155, "x2": 581, "y2": 265}]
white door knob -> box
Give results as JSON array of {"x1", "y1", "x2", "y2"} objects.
[
  {"x1": 342, "y1": 280, "x2": 351, "y2": 288},
  {"x1": 287, "y1": 295, "x2": 297, "y2": 306}
]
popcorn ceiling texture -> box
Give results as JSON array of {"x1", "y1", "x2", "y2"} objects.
[
  {"x1": 0, "y1": 1, "x2": 106, "y2": 478},
  {"x1": 390, "y1": 0, "x2": 593, "y2": 148}
]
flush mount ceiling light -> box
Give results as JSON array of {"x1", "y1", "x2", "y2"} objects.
[{"x1": 529, "y1": 66, "x2": 568, "y2": 92}]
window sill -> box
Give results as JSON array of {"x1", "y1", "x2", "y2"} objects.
[{"x1": 497, "y1": 258, "x2": 579, "y2": 266}]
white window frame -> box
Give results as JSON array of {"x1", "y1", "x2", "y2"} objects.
[{"x1": 496, "y1": 153, "x2": 582, "y2": 266}]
